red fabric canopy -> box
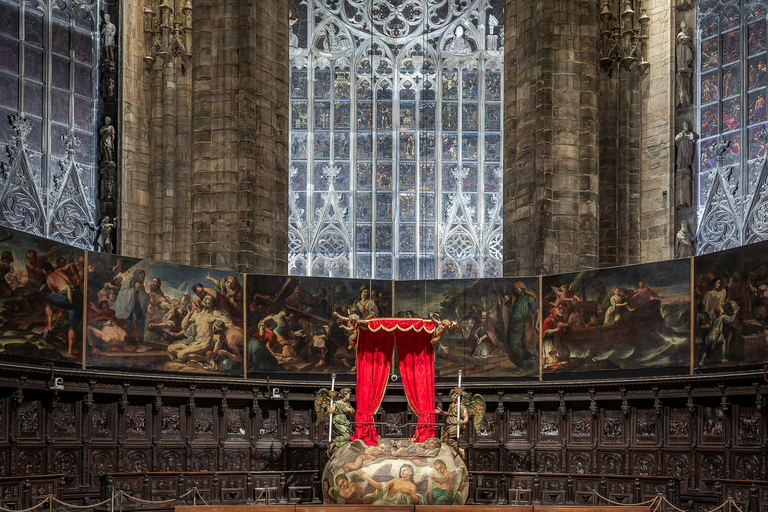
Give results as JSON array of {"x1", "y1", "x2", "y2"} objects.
[{"x1": 351, "y1": 318, "x2": 436, "y2": 445}]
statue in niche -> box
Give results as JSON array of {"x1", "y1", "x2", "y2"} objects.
[
  {"x1": 100, "y1": 164, "x2": 116, "y2": 202},
  {"x1": 447, "y1": 25, "x2": 472, "y2": 55},
  {"x1": 676, "y1": 0, "x2": 692, "y2": 10},
  {"x1": 99, "y1": 117, "x2": 115, "y2": 163},
  {"x1": 675, "y1": 121, "x2": 699, "y2": 207},
  {"x1": 676, "y1": 21, "x2": 694, "y2": 106},
  {"x1": 675, "y1": 219, "x2": 696, "y2": 258},
  {"x1": 95, "y1": 216, "x2": 116, "y2": 253},
  {"x1": 101, "y1": 14, "x2": 117, "y2": 65}
]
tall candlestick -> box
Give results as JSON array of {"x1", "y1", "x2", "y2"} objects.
[
  {"x1": 328, "y1": 373, "x2": 336, "y2": 443},
  {"x1": 456, "y1": 370, "x2": 462, "y2": 441}
]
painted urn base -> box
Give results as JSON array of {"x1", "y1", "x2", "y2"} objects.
[{"x1": 321, "y1": 437, "x2": 469, "y2": 505}]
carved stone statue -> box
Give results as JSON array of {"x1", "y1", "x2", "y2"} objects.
[
  {"x1": 676, "y1": 0, "x2": 692, "y2": 10},
  {"x1": 675, "y1": 121, "x2": 699, "y2": 207},
  {"x1": 675, "y1": 219, "x2": 696, "y2": 258},
  {"x1": 99, "y1": 117, "x2": 115, "y2": 163},
  {"x1": 95, "y1": 216, "x2": 116, "y2": 253},
  {"x1": 101, "y1": 14, "x2": 117, "y2": 65},
  {"x1": 100, "y1": 163, "x2": 116, "y2": 202},
  {"x1": 676, "y1": 21, "x2": 694, "y2": 106}
]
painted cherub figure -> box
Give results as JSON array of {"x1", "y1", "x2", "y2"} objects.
[
  {"x1": 428, "y1": 312, "x2": 457, "y2": 349},
  {"x1": 333, "y1": 311, "x2": 368, "y2": 349},
  {"x1": 428, "y1": 459, "x2": 454, "y2": 505}
]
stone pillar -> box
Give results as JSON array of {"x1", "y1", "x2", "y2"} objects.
[
  {"x1": 191, "y1": 0, "x2": 289, "y2": 273},
  {"x1": 504, "y1": 0, "x2": 600, "y2": 276}
]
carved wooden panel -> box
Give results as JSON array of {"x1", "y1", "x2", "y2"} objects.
[
  {"x1": 573, "y1": 478, "x2": 599, "y2": 504},
  {"x1": 507, "y1": 411, "x2": 529, "y2": 443},
  {"x1": 602, "y1": 409, "x2": 625, "y2": 445},
  {"x1": 288, "y1": 448, "x2": 314, "y2": 470},
  {"x1": 220, "y1": 475, "x2": 246, "y2": 503},
  {"x1": 539, "y1": 411, "x2": 560, "y2": 444},
  {"x1": 255, "y1": 448, "x2": 281, "y2": 471},
  {"x1": 157, "y1": 448, "x2": 184, "y2": 471},
  {"x1": 17, "y1": 448, "x2": 44, "y2": 475},
  {"x1": 0, "y1": 398, "x2": 5, "y2": 440},
  {"x1": 150, "y1": 475, "x2": 176, "y2": 494},
  {"x1": 258, "y1": 410, "x2": 279, "y2": 441},
  {"x1": 567, "y1": 451, "x2": 593, "y2": 474},
  {"x1": 607, "y1": 479, "x2": 633, "y2": 502},
  {"x1": 28, "y1": 480, "x2": 55, "y2": 499},
  {"x1": 160, "y1": 405, "x2": 182, "y2": 441},
  {"x1": 289, "y1": 410, "x2": 311, "y2": 442},
  {"x1": 631, "y1": 452, "x2": 656, "y2": 476},
  {"x1": 183, "y1": 475, "x2": 213, "y2": 501},
  {"x1": 699, "y1": 452, "x2": 725, "y2": 479},
  {"x1": 600, "y1": 452, "x2": 625, "y2": 475},
  {"x1": 89, "y1": 449, "x2": 115, "y2": 486},
  {"x1": 90, "y1": 403, "x2": 115, "y2": 441},
  {"x1": 474, "y1": 473, "x2": 502, "y2": 503},
  {"x1": 570, "y1": 410, "x2": 592, "y2": 445},
  {"x1": 193, "y1": 407, "x2": 215, "y2": 441},
  {"x1": 112, "y1": 476, "x2": 141, "y2": 492},
  {"x1": 125, "y1": 405, "x2": 149, "y2": 442},
  {"x1": 223, "y1": 449, "x2": 248, "y2": 471},
  {"x1": 123, "y1": 449, "x2": 150, "y2": 473},
  {"x1": 701, "y1": 407, "x2": 725, "y2": 445},
  {"x1": 540, "y1": 476, "x2": 566, "y2": 504},
  {"x1": 664, "y1": 452, "x2": 691, "y2": 482},
  {"x1": 733, "y1": 453, "x2": 762, "y2": 480},
  {"x1": 473, "y1": 449, "x2": 498, "y2": 471},
  {"x1": 536, "y1": 450, "x2": 561, "y2": 473},
  {"x1": 53, "y1": 449, "x2": 80, "y2": 488},
  {"x1": 507, "y1": 451, "x2": 531, "y2": 472},
  {"x1": 736, "y1": 406, "x2": 761, "y2": 446},
  {"x1": 0, "y1": 450, "x2": 7, "y2": 477},
  {"x1": 667, "y1": 408, "x2": 691, "y2": 445},
  {"x1": 190, "y1": 449, "x2": 217, "y2": 472},
  {"x1": 52, "y1": 403, "x2": 78, "y2": 440},
  {"x1": 226, "y1": 408, "x2": 247, "y2": 441},
  {"x1": 475, "y1": 412, "x2": 497, "y2": 444},
  {"x1": 383, "y1": 411, "x2": 405, "y2": 438},
  {"x1": 634, "y1": 409, "x2": 658, "y2": 445},
  {"x1": 17, "y1": 401, "x2": 41, "y2": 440}
]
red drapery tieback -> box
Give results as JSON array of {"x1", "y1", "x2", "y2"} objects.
[{"x1": 352, "y1": 318, "x2": 436, "y2": 445}]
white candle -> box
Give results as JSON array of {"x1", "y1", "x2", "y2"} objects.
[
  {"x1": 328, "y1": 373, "x2": 336, "y2": 443},
  {"x1": 456, "y1": 370, "x2": 462, "y2": 441}
]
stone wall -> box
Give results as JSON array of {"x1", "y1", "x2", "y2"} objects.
[{"x1": 118, "y1": 0, "x2": 153, "y2": 258}]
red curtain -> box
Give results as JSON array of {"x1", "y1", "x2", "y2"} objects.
[
  {"x1": 352, "y1": 318, "x2": 436, "y2": 445},
  {"x1": 394, "y1": 322, "x2": 435, "y2": 442},
  {"x1": 350, "y1": 325, "x2": 394, "y2": 446}
]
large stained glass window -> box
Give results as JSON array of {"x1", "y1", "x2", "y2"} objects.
[
  {"x1": 288, "y1": 0, "x2": 504, "y2": 279},
  {"x1": 0, "y1": 0, "x2": 98, "y2": 247},
  {"x1": 697, "y1": 0, "x2": 768, "y2": 252}
]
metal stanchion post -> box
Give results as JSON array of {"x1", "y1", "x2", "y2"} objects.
[
  {"x1": 118, "y1": 492, "x2": 123, "y2": 512},
  {"x1": 48, "y1": 494, "x2": 53, "y2": 512},
  {"x1": 192, "y1": 488, "x2": 197, "y2": 507}
]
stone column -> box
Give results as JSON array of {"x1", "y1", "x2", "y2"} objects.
[
  {"x1": 504, "y1": 0, "x2": 600, "y2": 276},
  {"x1": 191, "y1": 0, "x2": 289, "y2": 273}
]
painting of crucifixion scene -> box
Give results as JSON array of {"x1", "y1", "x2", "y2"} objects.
[
  {"x1": 245, "y1": 275, "x2": 392, "y2": 376},
  {"x1": 540, "y1": 259, "x2": 691, "y2": 375},
  {"x1": 86, "y1": 252, "x2": 244, "y2": 375},
  {"x1": 0, "y1": 226, "x2": 84, "y2": 365},
  {"x1": 394, "y1": 277, "x2": 540, "y2": 380},
  {"x1": 694, "y1": 240, "x2": 768, "y2": 369}
]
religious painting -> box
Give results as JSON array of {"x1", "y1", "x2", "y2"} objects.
[
  {"x1": 701, "y1": 38, "x2": 718, "y2": 72},
  {"x1": 540, "y1": 259, "x2": 691, "y2": 376},
  {"x1": 86, "y1": 252, "x2": 244, "y2": 375},
  {"x1": 245, "y1": 275, "x2": 391, "y2": 376},
  {"x1": 322, "y1": 438, "x2": 469, "y2": 505},
  {"x1": 701, "y1": 72, "x2": 719, "y2": 104},
  {"x1": 693, "y1": 240, "x2": 768, "y2": 369},
  {"x1": 394, "y1": 277, "x2": 540, "y2": 380},
  {"x1": 0, "y1": 226, "x2": 83, "y2": 365},
  {"x1": 748, "y1": 57, "x2": 766, "y2": 91}
]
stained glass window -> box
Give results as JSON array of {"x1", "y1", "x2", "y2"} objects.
[
  {"x1": 0, "y1": 0, "x2": 98, "y2": 247},
  {"x1": 288, "y1": 0, "x2": 504, "y2": 279},
  {"x1": 697, "y1": 1, "x2": 768, "y2": 252}
]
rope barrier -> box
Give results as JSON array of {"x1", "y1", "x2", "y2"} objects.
[
  {"x1": 0, "y1": 499, "x2": 49, "y2": 512},
  {"x1": 194, "y1": 489, "x2": 209, "y2": 507},
  {"x1": 730, "y1": 500, "x2": 745, "y2": 512},
  {"x1": 657, "y1": 495, "x2": 699, "y2": 512},
  {"x1": 50, "y1": 497, "x2": 114, "y2": 509},
  {"x1": 593, "y1": 491, "x2": 660, "y2": 507},
  {"x1": 120, "y1": 492, "x2": 176, "y2": 505}
]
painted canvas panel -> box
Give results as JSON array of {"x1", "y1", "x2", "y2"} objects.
[
  {"x1": 86, "y1": 252, "x2": 244, "y2": 375},
  {"x1": 246, "y1": 275, "x2": 392, "y2": 376},
  {"x1": 541, "y1": 259, "x2": 691, "y2": 375},
  {"x1": 694, "y1": 240, "x2": 768, "y2": 369},
  {"x1": 394, "y1": 277, "x2": 540, "y2": 380},
  {"x1": 0, "y1": 226, "x2": 84, "y2": 365}
]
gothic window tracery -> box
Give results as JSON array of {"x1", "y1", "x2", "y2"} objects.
[
  {"x1": 697, "y1": 0, "x2": 768, "y2": 252},
  {"x1": 0, "y1": 0, "x2": 98, "y2": 247},
  {"x1": 288, "y1": 0, "x2": 503, "y2": 279}
]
